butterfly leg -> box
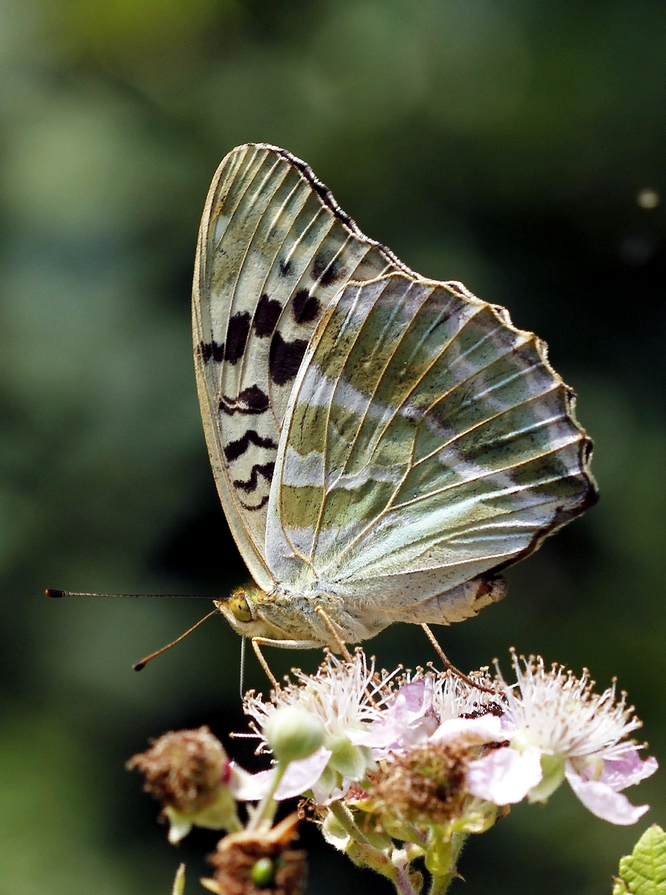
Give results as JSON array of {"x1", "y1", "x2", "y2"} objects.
[
  {"x1": 251, "y1": 638, "x2": 280, "y2": 689},
  {"x1": 420, "y1": 623, "x2": 495, "y2": 694},
  {"x1": 250, "y1": 634, "x2": 329, "y2": 688},
  {"x1": 314, "y1": 606, "x2": 353, "y2": 660}
]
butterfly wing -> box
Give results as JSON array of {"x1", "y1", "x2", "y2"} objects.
[
  {"x1": 266, "y1": 273, "x2": 596, "y2": 624},
  {"x1": 193, "y1": 144, "x2": 412, "y2": 589}
]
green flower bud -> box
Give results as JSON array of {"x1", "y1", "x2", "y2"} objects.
[
  {"x1": 264, "y1": 706, "x2": 325, "y2": 763},
  {"x1": 321, "y1": 810, "x2": 351, "y2": 851}
]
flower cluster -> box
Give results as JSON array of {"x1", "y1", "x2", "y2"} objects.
[{"x1": 128, "y1": 650, "x2": 657, "y2": 895}]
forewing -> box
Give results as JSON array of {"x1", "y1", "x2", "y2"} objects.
[
  {"x1": 267, "y1": 273, "x2": 596, "y2": 609},
  {"x1": 193, "y1": 144, "x2": 411, "y2": 588}
]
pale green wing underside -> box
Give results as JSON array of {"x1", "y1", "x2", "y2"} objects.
[
  {"x1": 266, "y1": 273, "x2": 595, "y2": 616},
  {"x1": 192, "y1": 144, "x2": 411, "y2": 590}
]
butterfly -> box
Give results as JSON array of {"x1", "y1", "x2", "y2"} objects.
[{"x1": 192, "y1": 143, "x2": 597, "y2": 650}]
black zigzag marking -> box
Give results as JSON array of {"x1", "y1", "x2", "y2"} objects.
[
  {"x1": 219, "y1": 385, "x2": 269, "y2": 415},
  {"x1": 233, "y1": 462, "x2": 275, "y2": 493},
  {"x1": 224, "y1": 429, "x2": 278, "y2": 462},
  {"x1": 239, "y1": 494, "x2": 270, "y2": 512}
]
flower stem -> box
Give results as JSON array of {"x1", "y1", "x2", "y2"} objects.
[
  {"x1": 247, "y1": 763, "x2": 286, "y2": 831},
  {"x1": 426, "y1": 831, "x2": 467, "y2": 895},
  {"x1": 329, "y1": 803, "x2": 418, "y2": 895}
]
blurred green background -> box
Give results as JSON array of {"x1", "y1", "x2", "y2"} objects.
[{"x1": 1, "y1": 0, "x2": 665, "y2": 893}]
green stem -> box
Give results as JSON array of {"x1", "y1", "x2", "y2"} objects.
[
  {"x1": 428, "y1": 872, "x2": 453, "y2": 895},
  {"x1": 426, "y1": 831, "x2": 467, "y2": 895},
  {"x1": 247, "y1": 762, "x2": 286, "y2": 831},
  {"x1": 329, "y1": 803, "x2": 418, "y2": 895}
]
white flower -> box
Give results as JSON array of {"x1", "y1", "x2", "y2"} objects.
[
  {"x1": 243, "y1": 650, "x2": 394, "y2": 800},
  {"x1": 467, "y1": 652, "x2": 658, "y2": 824}
]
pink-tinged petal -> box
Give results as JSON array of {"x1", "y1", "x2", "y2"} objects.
[
  {"x1": 347, "y1": 727, "x2": 382, "y2": 747},
  {"x1": 498, "y1": 714, "x2": 518, "y2": 738},
  {"x1": 355, "y1": 679, "x2": 437, "y2": 752},
  {"x1": 565, "y1": 765, "x2": 650, "y2": 825},
  {"x1": 229, "y1": 765, "x2": 274, "y2": 802},
  {"x1": 312, "y1": 777, "x2": 352, "y2": 806},
  {"x1": 468, "y1": 747, "x2": 543, "y2": 805},
  {"x1": 600, "y1": 750, "x2": 659, "y2": 791},
  {"x1": 432, "y1": 714, "x2": 504, "y2": 746},
  {"x1": 275, "y1": 747, "x2": 332, "y2": 800}
]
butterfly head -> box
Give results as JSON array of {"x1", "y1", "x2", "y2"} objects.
[{"x1": 214, "y1": 586, "x2": 287, "y2": 641}]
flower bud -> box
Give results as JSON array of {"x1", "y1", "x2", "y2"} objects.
[
  {"x1": 251, "y1": 856, "x2": 276, "y2": 887},
  {"x1": 264, "y1": 706, "x2": 325, "y2": 764}
]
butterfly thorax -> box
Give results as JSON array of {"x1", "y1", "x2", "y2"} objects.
[{"x1": 214, "y1": 583, "x2": 378, "y2": 649}]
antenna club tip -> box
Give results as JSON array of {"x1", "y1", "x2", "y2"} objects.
[
  {"x1": 46, "y1": 588, "x2": 65, "y2": 598},
  {"x1": 133, "y1": 662, "x2": 146, "y2": 672}
]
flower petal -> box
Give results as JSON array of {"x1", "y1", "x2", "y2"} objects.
[
  {"x1": 353, "y1": 679, "x2": 437, "y2": 753},
  {"x1": 601, "y1": 750, "x2": 659, "y2": 791},
  {"x1": 432, "y1": 714, "x2": 504, "y2": 746},
  {"x1": 565, "y1": 765, "x2": 650, "y2": 825},
  {"x1": 275, "y1": 747, "x2": 332, "y2": 800},
  {"x1": 467, "y1": 746, "x2": 543, "y2": 805},
  {"x1": 230, "y1": 766, "x2": 274, "y2": 802}
]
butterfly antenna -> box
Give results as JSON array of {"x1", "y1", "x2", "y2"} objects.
[
  {"x1": 421, "y1": 623, "x2": 495, "y2": 694},
  {"x1": 46, "y1": 589, "x2": 216, "y2": 599},
  {"x1": 251, "y1": 639, "x2": 280, "y2": 690},
  {"x1": 133, "y1": 609, "x2": 218, "y2": 671}
]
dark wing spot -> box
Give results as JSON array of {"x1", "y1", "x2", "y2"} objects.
[
  {"x1": 224, "y1": 429, "x2": 278, "y2": 462},
  {"x1": 311, "y1": 252, "x2": 332, "y2": 282},
  {"x1": 225, "y1": 312, "x2": 251, "y2": 364},
  {"x1": 199, "y1": 340, "x2": 225, "y2": 363},
  {"x1": 321, "y1": 259, "x2": 344, "y2": 286},
  {"x1": 311, "y1": 251, "x2": 345, "y2": 286},
  {"x1": 254, "y1": 294, "x2": 282, "y2": 337},
  {"x1": 269, "y1": 331, "x2": 308, "y2": 386},
  {"x1": 292, "y1": 289, "x2": 321, "y2": 325},
  {"x1": 278, "y1": 258, "x2": 293, "y2": 277},
  {"x1": 233, "y1": 462, "x2": 275, "y2": 493},
  {"x1": 219, "y1": 385, "x2": 269, "y2": 415},
  {"x1": 310, "y1": 252, "x2": 345, "y2": 286}
]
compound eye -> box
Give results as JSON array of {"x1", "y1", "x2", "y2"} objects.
[{"x1": 229, "y1": 591, "x2": 253, "y2": 623}]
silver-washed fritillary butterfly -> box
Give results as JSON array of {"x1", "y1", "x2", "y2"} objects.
[{"x1": 192, "y1": 144, "x2": 597, "y2": 649}]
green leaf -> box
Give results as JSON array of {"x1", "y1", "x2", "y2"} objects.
[{"x1": 614, "y1": 825, "x2": 666, "y2": 895}]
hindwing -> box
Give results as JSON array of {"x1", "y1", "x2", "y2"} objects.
[{"x1": 266, "y1": 273, "x2": 595, "y2": 615}]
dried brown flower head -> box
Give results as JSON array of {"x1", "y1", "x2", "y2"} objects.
[
  {"x1": 202, "y1": 814, "x2": 307, "y2": 895},
  {"x1": 368, "y1": 741, "x2": 472, "y2": 827},
  {"x1": 126, "y1": 726, "x2": 229, "y2": 814}
]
